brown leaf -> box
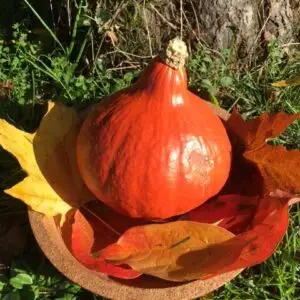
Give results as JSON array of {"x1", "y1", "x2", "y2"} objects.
[
  {"x1": 0, "y1": 80, "x2": 13, "y2": 100},
  {"x1": 105, "y1": 30, "x2": 118, "y2": 45},
  {"x1": 0, "y1": 80, "x2": 13, "y2": 90},
  {"x1": 225, "y1": 110, "x2": 300, "y2": 195},
  {"x1": 98, "y1": 221, "x2": 235, "y2": 282}
]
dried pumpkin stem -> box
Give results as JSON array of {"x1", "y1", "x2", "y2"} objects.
[{"x1": 162, "y1": 37, "x2": 188, "y2": 69}]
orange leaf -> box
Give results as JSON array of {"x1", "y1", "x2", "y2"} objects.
[
  {"x1": 244, "y1": 144, "x2": 300, "y2": 194},
  {"x1": 225, "y1": 110, "x2": 300, "y2": 195},
  {"x1": 175, "y1": 196, "x2": 289, "y2": 280},
  {"x1": 62, "y1": 208, "x2": 141, "y2": 279},
  {"x1": 227, "y1": 110, "x2": 300, "y2": 150},
  {"x1": 98, "y1": 221, "x2": 235, "y2": 282}
]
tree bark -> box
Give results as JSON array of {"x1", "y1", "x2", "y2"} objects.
[
  {"x1": 192, "y1": 0, "x2": 300, "y2": 56},
  {"x1": 138, "y1": 0, "x2": 300, "y2": 58}
]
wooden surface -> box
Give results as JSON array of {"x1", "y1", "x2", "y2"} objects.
[{"x1": 28, "y1": 104, "x2": 242, "y2": 300}]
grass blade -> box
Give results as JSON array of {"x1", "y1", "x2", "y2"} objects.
[
  {"x1": 68, "y1": 0, "x2": 84, "y2": 57},
  {"x1": 24, "y1": 0, "x2": 66, "y2": 53}
]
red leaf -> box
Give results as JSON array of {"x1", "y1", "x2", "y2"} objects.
[
  {"x1": 71, "y1": 209, "x2": 95, "y2": 268},
  {"x1": 96, "y1": 260, "x2": 141, "y2": 279},
  {"x1": 61, "y1": 208, "x2": 141, "y2": 279},
  {"x1": 186, "y1": 195, "x2": 259, "y2": 234},
  {"x1": 174, "y1": 196, "x2": 289, "y2": 280},
  {"x1": 82, "y1": 201, "x2": 149, "y2": 252}
]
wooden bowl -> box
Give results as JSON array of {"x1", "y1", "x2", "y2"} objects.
[{"x1": 28, "y1": 103, "x2": 242, "y2": 300}]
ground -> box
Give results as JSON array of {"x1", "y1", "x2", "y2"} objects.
[{"x1": 0, "y1": 1, "x2": 299, "y2": 299}]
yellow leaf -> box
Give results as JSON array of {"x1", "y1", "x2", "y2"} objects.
[
  {"x1": 0, "y1": 120, "x2": 38, "y2": 175},
  {"x1": 5, "y1": 177, "x2": 71, "y2": 217},
  {"x1": 272, "y1": 76, "x2": 300, "y2": 88},
  {"x1": 0, "y1": 102, "x2": 93, "y2": 219},
  {"x1": 33, "y1": 102, "x2": 94, "y2": 207}
]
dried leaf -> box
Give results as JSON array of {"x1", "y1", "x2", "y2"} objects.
[
  {"x1": 62, "y1": 209, "x2": 141, "y2": 279},
  {"x1": 225, "y1": 110, "x2": 300, "y2": 195},
  {"x1": 227, "y1": 110, "x2": 300, "y2": 151},
  {"x1": 0, "y1": 80, "x2": 13, "y2": 100},
  {"x1": 0, "y1": 80, "x2": 13, "y2": 90},
  {"x1": 186, "y1": 195, "x2": 259, "y2": 234},
  {"x1": 272, "y1": 76, "x2": 300, "y2": 88},
  {"x1": 105, "y1": 30, "x2": 118, "y2": 45},
  {"x1": 98, "y1": 221, "x2": 235, "y2": 282},
  {"x1": 0, "y1": 102, "x2": 93, "y2": 219}
]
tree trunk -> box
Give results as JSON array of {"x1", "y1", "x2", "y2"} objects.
[
  {"x1": 192, "y1": 0, "x2": 300, "y2": 56},
  {"x1": 121, "y1": 0, "x2": 300, "y2": 59}
]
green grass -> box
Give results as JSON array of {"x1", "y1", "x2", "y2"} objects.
[{"x1": 0, "y1": 1, "x2": 299, "y2": 299}]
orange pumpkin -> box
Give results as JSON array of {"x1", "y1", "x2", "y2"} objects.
[{"x1": 76, "y1": 38, "x2": 231, "y2": 219}]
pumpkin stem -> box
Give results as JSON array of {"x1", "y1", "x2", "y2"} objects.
[{"x1": 162, "y1": 37, "x2": 188, "y2": 70}]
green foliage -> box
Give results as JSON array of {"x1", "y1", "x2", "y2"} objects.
[
  {"x1": 0, "y1": 247, "x2": 105, "y2": 300},
  {"x1": 0, "y1": 14, "x2": 139, "y2": 111},
  {"x1": 0, "y1": 266, "x2": 82, "y2": 299},
  {"x1": 0, "y1": 24, "x2": 38, "y2": 105},
  {"x1": 187, "y1": 47, "x2": 234, "y2": 94}
]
